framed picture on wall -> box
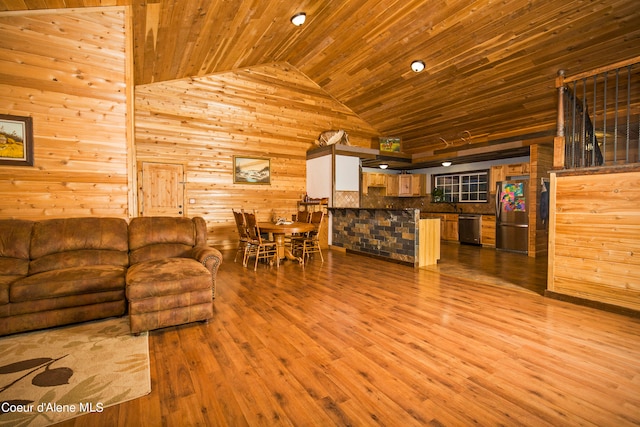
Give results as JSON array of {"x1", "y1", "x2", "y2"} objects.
[
  {"x1": 379, "y1": 136, "x2": 401, "y2": 153},
  {"x1": 0, "y1": 114, "x2": 34, "y2": 166},
  {"x1": 233, "y1": 156, "x2": 271, "y2": 184}
]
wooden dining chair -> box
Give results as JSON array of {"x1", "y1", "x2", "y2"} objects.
[
  {"x1": 293, "y1": 211, "x2": 324, "y2": 264},
  {"x1": 296, "y1": 210, "x2": 311, "y2": 223},
  {"x1": 288, "y1": 210, "x2": 311, "y2": 249},
  {"x1": 242, "y1": 210, "x2": 279, "y2": 271},
  {"x1": 232, "y1": 209, "x2": 250, "y2": 263}
]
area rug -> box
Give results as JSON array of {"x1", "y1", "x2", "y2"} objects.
[{"x1": 0, "y1": 316, "x2": 150, "y2": 427}]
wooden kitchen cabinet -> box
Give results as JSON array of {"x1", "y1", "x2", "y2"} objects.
[
  {"x1": 398, "y1": 174, "x2": 426, "y2": 197},
  {"x1": 426, "y1": 213, "x2": 493, "y2": 245},
  {"x1": 490, "y1": 163, "x2": 530, "y2": 193},
  {"x1": 399, "y1": 175, "x2": 411, "y2": 196},
  {"x1": 362, "y1": 172, "x2": 425, "y2": 197},
  {"x1": 490, "y1": 165, "x2": 506, "y2": 194},
  {"x1": 362, "y1": 172, "x2": 387, "y2": 195},
  {"x1": 442, "y1": 214, "x2": 459, "y2": 241},
  {"x1": 428, "y1": 213, "x2": 458, "y2": 241},
  {"x1": 506, "y1": 162, "x2": 530, "y2": 176},
  {"x1": 481, "y1": 214, "x2": 496, "y2": 247},
  {"x1": 414, "y1": 174, "x2": 426, "y2": 196},
  {"x1": 386, "y1": 174, "x2": 399, "y2": 196},
  {"x1": 366, "y1": 173, "x2": 386, "y2": 187}
]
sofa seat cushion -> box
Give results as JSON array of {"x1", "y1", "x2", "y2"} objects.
[
  {"x1": 0, "y1": 258, "x2": 30, "y2": 276},
  {"x1": 126, "y1": 257, "x2": 212, "y2": 300},
  {"x1": 129, "y1": 244, "x2": 194, "y2": 266},
  {"x1": 10, "y1": 266, "x2": 127, "y2": 303}
]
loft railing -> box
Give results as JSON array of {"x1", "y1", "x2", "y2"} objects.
[{"x1": 555, "y1": 57, "x2": 640, "y2": 170}]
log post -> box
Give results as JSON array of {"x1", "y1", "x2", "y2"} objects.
[{"x1": 554, "y1": 70, "x2": 566, "y2": 169}]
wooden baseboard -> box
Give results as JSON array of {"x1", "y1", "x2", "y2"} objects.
[{"x1": 545, "y1": 290, "x2": 640, "y2": 319}]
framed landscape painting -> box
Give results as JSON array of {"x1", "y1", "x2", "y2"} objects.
[
  {"x1": 233, "y1": 156, "x2": 271, "y2": 184},
  {"x1": 0, "y1": 114, "x2": 34, "y2": 166}
]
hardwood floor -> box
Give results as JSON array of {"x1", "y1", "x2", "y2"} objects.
[
  {"x1": 60, "y1": 245, "x2": 640, "y2": 426},
  {"x1": 425, "y1": 242, "x2": 549, "y2": 295}
]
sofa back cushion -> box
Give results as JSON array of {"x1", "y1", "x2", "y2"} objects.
[
  {"x1": 128, "y1": 216, "x2": 207, "y2": 265},
  {"x1": 29, "y1": 218, "x2": 129, "y2": 275},
  {"x1": 0, "y1": 219, "x2": 33, "y2": 276}
]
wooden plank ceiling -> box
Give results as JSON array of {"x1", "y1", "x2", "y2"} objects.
[{"x1": 3, "y1": 0, "x2": 640, "y2": 162}]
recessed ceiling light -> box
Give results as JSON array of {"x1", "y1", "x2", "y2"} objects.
[
  {"x1": 442, "y1": 161, "x2": 452, "y2": 167},
  {"x1": 379, "y1": 164, "x2": 389, "y2": 169},
  {"x1": 411, "y1": 60, "x2": 425, "y2": 73},
  {"x1": 291, "y1": 12, "x2": 306, "y2": 26}
]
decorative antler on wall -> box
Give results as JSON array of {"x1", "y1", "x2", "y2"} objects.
[
  {"x1": 460, "y1": 130, "x2": 471, "y2": 144},
  {"x1": 439, "y1": 130, "x2": 472, "y2": 148},
  {"x1": 439, "y1": 137, "x2": 452, "y2": 147}
]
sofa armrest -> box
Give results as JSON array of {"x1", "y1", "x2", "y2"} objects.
[{"x1": 191, "y1": 245, "x2": 223, "y2": 298}]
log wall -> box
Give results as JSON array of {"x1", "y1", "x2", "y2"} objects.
[
  {"x1": 547, "y1": 169, "x2": 640, "y2": 311},
  {"x1": 135, "y1": 64, "x2": 379, "y2": 249},
  {"x1": 0, "y1": 8, "x2": 133, "y2": 219}
]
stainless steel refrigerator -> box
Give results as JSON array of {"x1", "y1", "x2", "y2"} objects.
[{"x1": 496, "y1": 180, "x2": 528, "y2": 254}]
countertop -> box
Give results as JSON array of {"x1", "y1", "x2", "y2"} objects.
[
  {"x1": 420, "y1": 211, "x2": 496, "y2": 218},
  {"x1": 327, "y1": 207, "x2": 496, "y2": 216},
  {"x1": 328, "y1": 207, "x2": 419, "y2": 211}
]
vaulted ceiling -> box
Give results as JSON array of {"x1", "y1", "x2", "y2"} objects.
[{"x1": 4, "y1": 0, "x2": 640, "y2": 158}]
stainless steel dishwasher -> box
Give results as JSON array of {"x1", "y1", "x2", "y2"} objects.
[{"x1": 458, "y1": 215, "x2": 481, "y2": 245}]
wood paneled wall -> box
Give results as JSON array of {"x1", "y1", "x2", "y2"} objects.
[
  {"x1": 0, "y1": 8, "x2": 132, "y2": 220},
  {"x1": 547, "y1": 170, "x2": 640, "y2": 311},
  {"x1": 0, "y1": 7, "x2": 379, "y2": 250},
  {"x1": 135, "y1": 63, "x2": 379, "y2": 249},
  {"x1": 529, "y1": 144, "x2": 554, "y2": 256}
]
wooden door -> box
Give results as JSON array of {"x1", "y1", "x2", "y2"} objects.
[{"x1": 139, "y1": 162, "x2": 185, "y2": 217}]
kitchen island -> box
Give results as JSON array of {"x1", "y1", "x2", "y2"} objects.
[{"x1": 330, "y1": 208, "x2": 438, "y2": 266}]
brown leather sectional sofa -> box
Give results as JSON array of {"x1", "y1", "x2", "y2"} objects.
[{"x1": 0, "y1": 216, "x2": 222, "y2": 336}]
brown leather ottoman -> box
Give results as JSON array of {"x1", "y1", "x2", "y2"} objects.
[{"x1": 126, "y1": 257, "x2": 213, "y2": 334}]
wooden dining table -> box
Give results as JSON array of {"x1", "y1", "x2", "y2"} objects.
[{"x1": 258, "y1": 221, "x2": 316, "y2": 263}]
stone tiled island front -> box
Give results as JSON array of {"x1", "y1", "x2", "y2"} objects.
[{"x1": 330, "y1": 208, "x2": 422, "y2": 266}]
